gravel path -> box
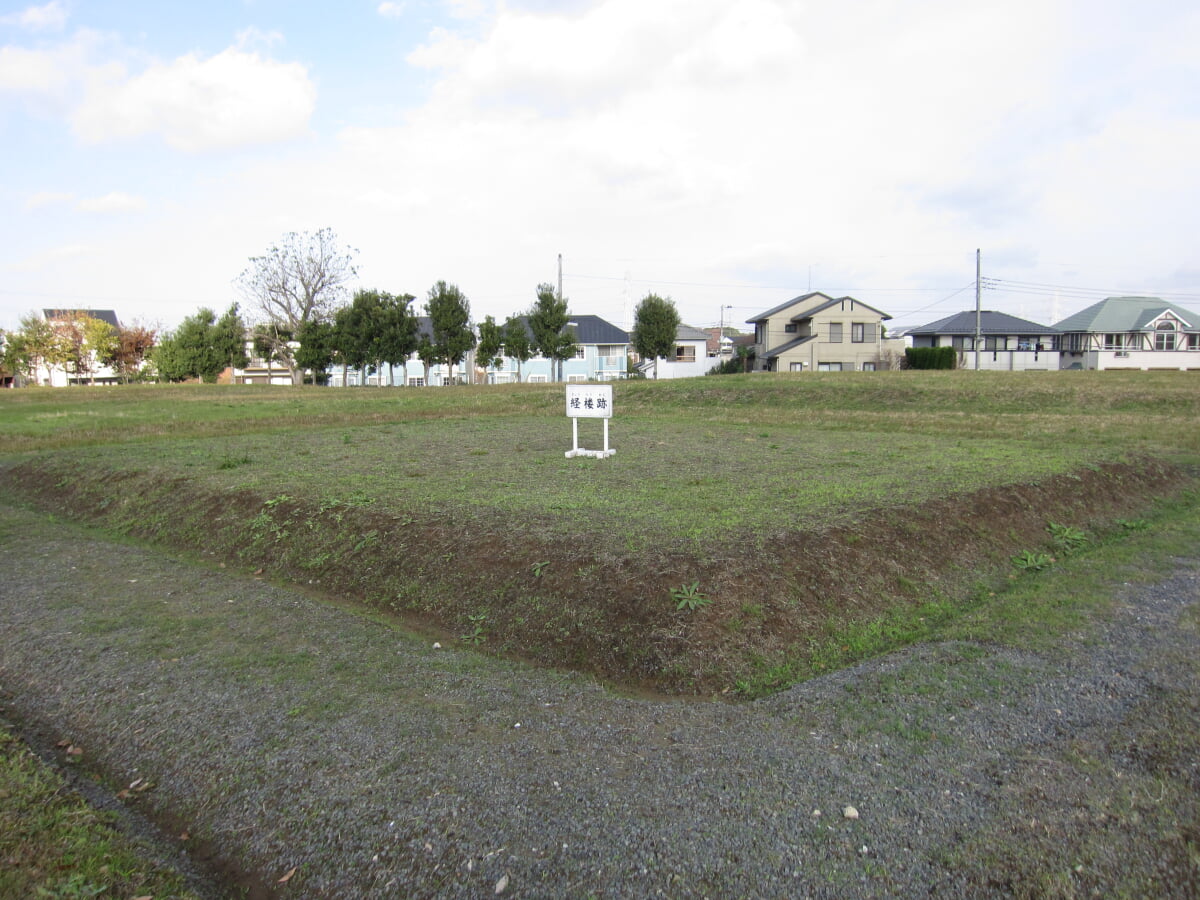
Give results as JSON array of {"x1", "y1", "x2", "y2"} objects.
[{"x1": 2, "y1": 502, "x2": 1198, "y2": 898}]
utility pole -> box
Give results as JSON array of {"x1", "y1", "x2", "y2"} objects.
[
  {"x1": 557, "y1": 253, "x2": 564, "y2": 382},
  {"x1": 974, "y1": 248, "x2": 981, "y2": 371},
  {"x1": 717, "y1": 305, "x2": 733, "y2": 357}
]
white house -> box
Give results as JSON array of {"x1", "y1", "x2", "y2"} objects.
[
  {"x1": 908, "y1": 310, "x2": 1060, "y2": 371},
  {"x1": 1055, "y1": 296, "x2": 1200, "y2": 370},
  {"x1": 636, "y1": 324, "x2": 714, "y2": 379}
]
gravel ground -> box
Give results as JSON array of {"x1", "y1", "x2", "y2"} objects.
[{"x1": 2, "y1": 502, "x2": 1199, "y2": 899}]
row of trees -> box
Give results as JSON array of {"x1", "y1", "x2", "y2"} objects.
[
  {"x1": 1, "y1": 312, "x2": 156, "y2": 385},
  {"x1": 2, "y1": 228, "x2": 691, "y2": 386}
]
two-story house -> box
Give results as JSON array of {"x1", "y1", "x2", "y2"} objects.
[{"x1": 747, "y1": 292, "x2": 903, "y2": 372}]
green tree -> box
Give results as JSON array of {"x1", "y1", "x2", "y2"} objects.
[
  {"x1": 153, "y1": 304, "x2": 247, "y2": 383},
  {"x1": 15, "y1": 313, "x2": 61, "y2": 385},
  {"x1": 502, "y1": 316, "x2": 532, "y2": 383},
  {"x1": 416, "y1": 334, "x2": 437, "y2": 386},
  {"x1": 632, "y1": 292, "x2": 681, "y2": 380},
  {"x1": 294, "y1": 318, "x2": 336, "y2": 385},
  {"x1": 425, "y1": 281, "x2": 475, "y2": 385},
  {"x1": 1, "y1": 329, "x2": 27, "y2": 384},
  {"x1": 81, "y1": 316, "x2": 119, "y2": 383},
  {"x1": 475, "y1": 315, "x2": 504, "y2": 383},
  {"x1": 237, "y1": 228, "x2": 357, "y2": 385},
  {"x1": 374, "y1": 292, "x2": 419, "y2": 385},
  {"x1": 527, "y1": 283, "x2": 576, "y2": 381}
]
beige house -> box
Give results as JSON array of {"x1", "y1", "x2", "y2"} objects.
[{"x1": 747, "y1": 292, "x2": 903, "y2": 372}]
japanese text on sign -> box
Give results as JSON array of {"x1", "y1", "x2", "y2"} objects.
[{"x1": 565, "y1": 384, "x2": 613, "y2": 419}]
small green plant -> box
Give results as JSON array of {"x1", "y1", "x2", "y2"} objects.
[
  {"x1": 1047, "y1": 522, "x2": 1088, "y2": 554},
  {"x1": 1116, "y1": 518, "x2": 1149, "y2": 531},
  {"x1": 531, "y1": 560, "x2": 550, "y2": 578},
  {"x1": 217, "y1": 453, "x2": 252, "y2": 470},
  {"x1": 1011, "y1": 550, "x2": 1054, "y2": 571},
  {"x1": 353, "y1": 530, "x2": 380, "y2": 552},
  {"x1": 461, "y1": 613, "x2": 488, "y2": 645},
  {"x1": 672, "y1": 581, "x2": 711, "y2": 611}
]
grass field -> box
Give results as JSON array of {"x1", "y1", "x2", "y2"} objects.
[{"x1": 0, "y1": 371, "x2": 1197, "y2": 697}]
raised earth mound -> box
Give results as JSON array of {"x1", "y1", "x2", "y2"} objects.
[{"x1": 0, "y1": 456, "x2": 1189, "y2": 696}]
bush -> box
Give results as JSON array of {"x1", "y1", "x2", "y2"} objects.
[{"x1": 905, "y1": 346, "x2": 957, "y2": 370}]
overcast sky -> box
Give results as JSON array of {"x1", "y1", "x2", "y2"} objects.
[{"x1": 2, "y1": 0, "x2": 1198, "y2": 335}]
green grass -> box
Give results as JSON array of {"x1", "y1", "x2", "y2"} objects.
[
  {"x1": 0, "y1": 723, "x2": 204, "y2": 899},
  {"x1": 5, "y1": 372, "x2": 1197, "y2": 545},
  {"x1": 1, "y1": 372, "x2": 1197, "y2": 696}
]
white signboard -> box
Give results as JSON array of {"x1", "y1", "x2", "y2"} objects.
[
  {"x1": 565, "y1": 384, "x2": 613, "y2": 418},
  {"x1": 565, "y1": 384, "x2": 615, "y2": 458}
]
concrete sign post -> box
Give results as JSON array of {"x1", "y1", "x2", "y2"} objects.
[{"x1": 565, "y1": 384, "x2": 615, "y2": 459}]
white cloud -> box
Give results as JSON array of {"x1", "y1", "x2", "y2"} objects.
[
  {"x1": 72, "y1": 47, "x2": 316, "y2": 151},
  {"x1": 2, "y1": 1, "x2": 68, "y2": 32},
  {"x1": 0, "y1": 41, "x2": 78, "y2": 102},
  {"x1": 77, "y1": 191, "x2": 146, "y2": 213},
  {"x1": 377, "y1": 2, "x2": 406, "y2": 19},
  {"x1": 8, "y1": 242, "x2": 91, "y2": 273},
  {"x1": 24, "y1": 190, "x2": 75, "y2": 210}
]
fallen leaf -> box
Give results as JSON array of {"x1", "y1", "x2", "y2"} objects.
[
  {"x1": 179, "y1": 830, "x2": 190, "y2": 841},
  {"x1": 66, "y1": 745, "x2": 83, "y2": 756},
  {"x1": 56, "y1": 739, "x2": 70, "y2": 748},
  {"x1": 278, "y1": 866, "x2": 298, "y2": 884},
  {"x1": 495, "y1": 873, "x2": 510, "y2": 894}
]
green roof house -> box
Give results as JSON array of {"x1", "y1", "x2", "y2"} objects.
[{"x1": 1055, "y1": 296, "x2": 1200, "y2": 370}]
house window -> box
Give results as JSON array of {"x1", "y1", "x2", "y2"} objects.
[
  {"x1": 817, "y1": 362, "x2": 843, "y2": 371},
  {"x1": 675, "y1": 345, "x2": 696, "y2": 362},
  {"x1": 528, "y1": 374, "x2": 547, "y2": 383},
  {"x1": 575, "y1": 346, "x2": 586, "y2": 359},
  {"x1": 408, "y1": 377, "x2": 425, "y2": 387},
  {"x1": 784, "y1": 323, "x2": 797, "y2": 333},
  {"x1": 851, "y1": 322, "x2": 866, "y2": 343},
  {"x1": 1189, "y1": 333, "x2": 1200, "y2": 350},
  {"x1": 862, "y1": 361, "x2": 876, "y2": 371},
  {"x1": 1155, "y1": 321, "x2": 1177, "y2": 351},
  {"x1": 567, "y1": 374, "x2": 587, "y2": 382},
  {"x1": 828, "y1": 323, "x2": 843, "y2": 343},
  {"x1": 953, "y1": 336, "x2": 974, "y2": 351},
  {"x1": 1103, "y1": 333, "x2": 1127, "y2": 350},
  {"x1": 755, "y1": 323, "x2": 766, "y2": 344},
  {"x1": 789, "y1": 362, "x2": 805, "y2": 371}
]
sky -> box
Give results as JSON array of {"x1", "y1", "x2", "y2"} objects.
[{"x1": 2, "y1": 0, "x2": 1199, "y2": 336}]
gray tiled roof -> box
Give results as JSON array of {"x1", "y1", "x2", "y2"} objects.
[
  {"x1": 500, "y1": 314, "x2": 628, "y2": 345},
  {"x1": 747, "y1": 292, "x2": 891, "y2": 324},
  {"x1": 676, "y1": 324, "x2": 710, "y2": 341},
  {"x1": 910, "y1": 310, "x2": 1058, "y2": 335},
  {"x1": 44, "y1": 309, "x2": 120, "y2": 328}
]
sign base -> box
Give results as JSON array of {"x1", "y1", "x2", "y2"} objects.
[
  {"x1": 565, "y1": 448, "x2": 616, "y2": 459},
  {"x1": 565, "y1": 416, "x2": 614, "y2": 459}
]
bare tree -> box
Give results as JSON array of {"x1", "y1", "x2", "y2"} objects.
[{"x1": 237, "y1": 228, "x2": 357, "y2": 385}]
